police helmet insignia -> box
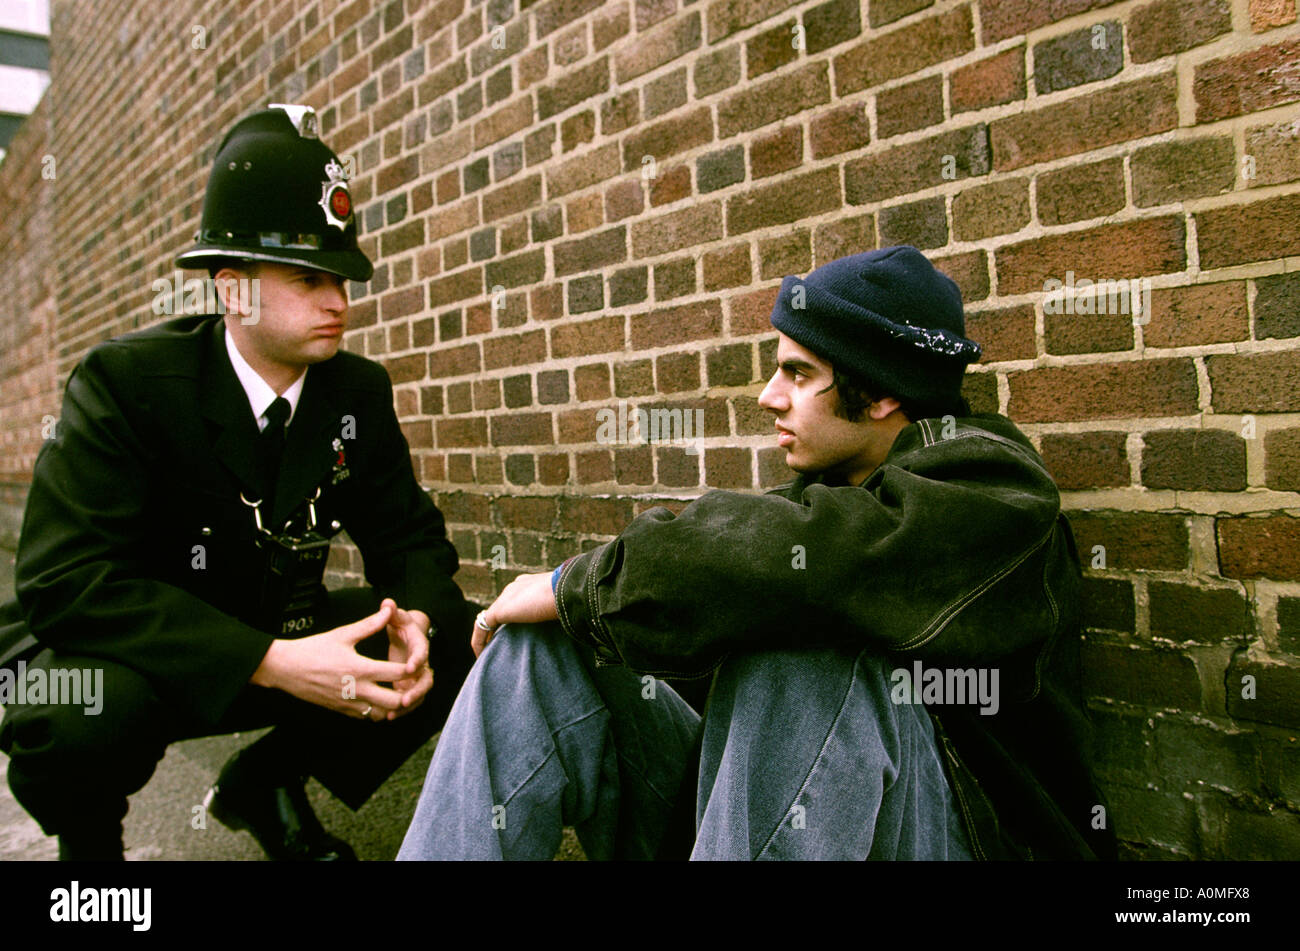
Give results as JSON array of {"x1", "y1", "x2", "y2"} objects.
[{"x1": 319, "y1": 158, "x2": 352, "y2": 231}]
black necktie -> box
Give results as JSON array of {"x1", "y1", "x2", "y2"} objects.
[{"x1": 259, "y1": 397, "x2": 291, "y2": 496}]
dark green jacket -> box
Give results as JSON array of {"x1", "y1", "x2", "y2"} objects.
[{"x1": 556, "y1": 413, "x2": 1115, "y2": 859}]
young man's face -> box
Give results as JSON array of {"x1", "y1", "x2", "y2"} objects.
[
  {"x1": 757, "y1": 332, "x2": 906, "y2": 486},
  {"x1": 219, "y1": 261, "x2": 348, "y2": 382}
]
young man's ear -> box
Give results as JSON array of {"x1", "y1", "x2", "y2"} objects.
[
  {"x1": 867, "y1": 397, "x2": 903, "y2": 420},
  {"x1": 213, "y1": 265, "x2": 254, "y2": 318}
]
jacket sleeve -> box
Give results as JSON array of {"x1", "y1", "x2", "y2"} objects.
[
  {"x1": 342, "y1": 371, "x2": 472, "y2": 662},
  {"x1": 15, "y1": 344, "x2": 274, "y2": 724},
  {"x1": 555, "y1": 424, "x2": 1066, "y2": 681}
]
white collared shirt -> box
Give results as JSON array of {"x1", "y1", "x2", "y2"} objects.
[{"x1": 223, "y1": 325, "x2": 307, "y2": 432}]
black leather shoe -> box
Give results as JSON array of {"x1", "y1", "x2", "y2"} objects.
[{"x1": 205, "y1": 757, "x2": 356, "y2": 862}]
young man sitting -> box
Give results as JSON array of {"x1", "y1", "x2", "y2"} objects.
[{"x1": 396, "y1": 245, "x2": 1115, "y2": 861}]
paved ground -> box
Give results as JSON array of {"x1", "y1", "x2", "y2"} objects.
[{"x1": 0, "y1": 547, "x2": 584, "y2": 861}]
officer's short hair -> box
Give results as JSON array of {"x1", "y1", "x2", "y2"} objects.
[{"x1": 205, "y1": 258, "x2": 260, "y2": 281}]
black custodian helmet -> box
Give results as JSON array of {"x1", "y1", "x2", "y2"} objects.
[{"x1": 176, "y1": 103, "x2": 373, "y2": 282}]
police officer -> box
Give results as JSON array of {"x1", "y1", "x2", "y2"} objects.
[{"x1": 0, "y1": 104, "x2": 476, "y2": 860}]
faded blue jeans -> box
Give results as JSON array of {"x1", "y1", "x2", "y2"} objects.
[{"x1": 397, "y1": 622, "x2": 973, "y2": 860}]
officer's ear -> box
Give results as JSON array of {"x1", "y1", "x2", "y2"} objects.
[{"x1": 212, "y1": 263, "x2": 258, "y2": 318}]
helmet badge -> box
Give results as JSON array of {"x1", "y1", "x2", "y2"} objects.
[{"x1": 319, "y1": 158, "x2": 352, "y2": 231}]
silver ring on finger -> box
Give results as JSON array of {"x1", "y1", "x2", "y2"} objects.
[{"x1": 360, "y1": 704, "x2": 373, "y2": 717}]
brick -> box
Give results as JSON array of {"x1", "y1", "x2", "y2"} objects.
[
  {"x1": 489, "y1": 412, "x2": 555, "y2": 447},
  {"x1": 876, "y1": 75, "x2": 944, "y2": 139},
  {"x1": 1009, "y1": 359, "x2": 1197, "y2": 423},
  {"x1": 997, "y1": 217, "x2": 1186, "y2": 296},
  {"x1": 561, "y1": 110, "x2": 596, "y2": 152},
  {"x1": 553, "y1": 226, "x2": 628, "y2": 277},
  {"x1": 616, "y1": 445, "x2": 654, "y2": 484},
  {"x1": 805, "y1": 0, "x2": 862, "y2": 53},
  {"x1": 567, "y1": 191, "x2": 604, "y2": 234},
  {"x1": 1252, "y1": 0, "x2": 1298, "y2": 30},
  {"x1": 878, "y1": 196, "x2": 947, "y2": 249},
  {"x1": 643, "y1": 69, "x2": 688, "y2": 120},
  {"x1": 568, "y1": 274, "x2": 605, "y2": 315},
  {"x1": 1208, "y1": 351, "x2": 1300, "y2": 413},
  {"x1": 631, "y1": 203, "x2": 723, "y2": 259},
  {"x1": 1197, "y1": 194, "x2": 1300, "y2": 270},
  {"x1": 631, "y1": 300, "x2": 724, "y2": 349},
  {"x1": 1080, "y1": 576, "x2": 1135, "y2": 630},
  {"x1": 436, "y1": 415, "x2": 489, "y2": 448},
  {"x1": 551, "y1": 315, "x2": 627, "y2": 359},
  {"x1": 1131, "y1": 0, "x2": 1231, "y2": 63},
  {"x1": 1279, "y1": 597, "x2": 1300, "y2": 653},
  {"x1": 950, "y1": 45, "x2": 1025, "y2": 114},
  {"x1": 1132, "y1": 137, "x2": 1236, "y2": 207},
  {"x1": 504, "y1": 454, "x2": 536, "y2": 486},
  {"x1": 381, "y1": 219, "x2": 426, "y2": 257},
  {"x1": 601, "y1": 91, "x2": 641, "y2": 137},
  {"x1": 962, "y1": 372, "x2": 998, "y2": 414},
  {"x1": 1149, "y1": 581, "x2": 1251, "y2": 643},
  {"x1": 649, "y1": 164, "x2": 692, "y2": 206},
  {"x1": 703, "y1": 447, "x2": 752, "y2": 489},
  {"x1": 503, "y1": 374, "x2": 532, "y2": 409},
  {"x1": 573, "y1": 363, "x2": 612, "y2": 402},
  {"x1": 576, "y1": 449, "x2": 615, "y2": 483},
  {"x1": 758, "y1": 230, "x2": 811, "y2": 280},
  {"x1": 753, "y1": 125, "x2": 805, "y2": 178},
  {"x1": 746, "y1": 19, "x2": 799, "y2": 78},
  {"x1": 844, "y1": 124, "x2": 989, "y2": 205},
  {"x1": 1154, "y1": 717, "x2": 1262, "y2": 792},
  {"x1": 706, "y1": 343, "x2": 754, "y2": 387},
  {"x1": 484, "y1": 249, "x2": 545, "y2": 290},
  {"x1": 615, "y1": 11, "x2": 701, "y2": 83},
  {"x1": 473, "y1": 97, "x2": 533, "y2": 152},
  {"x1": 558, "y1": 496, "x2": 636, "y2": 535},
  {"x1": 622, "y1": 106, "x2": 714, "y2": 172},
  {"x1": 952, "y1": 178, "x2": 1029, "y2": 242},
  {"x1": 637, "y1": 0, "x2": 675, "y2": 30},
  {"x1": 1255, "y1": 272, "x2": 1300, "y2": 341},
  {"x1": 980, "y1": 0, "x2": 1121, "y2": 44},
  {"x1": 718, "y1": 62, "x2": 831, "y2": 138},
  {"x1": 1034, "y1": 22, "x2": 1122, "y2": 94},
  {"x1": 1265, "y1": 429, "x2": 1300, "y2": 491},
  {"x1": 553, "y1": 24, "x2": 588, "y2": 68},
  {"x1": 694, "y1": 44, "x2": 741, "y2": 98},
  {"x1": 546, "y1": 142, "x2": 621, "y2": 198},
  {"x1": 1081, "y1": 640, "x2": 1203, "y2": 709},
  {"x1": 1144, "y1": 282, "x2": 1248, "y2": 349},
  {"x1": 1044, "y1": 309, "x2": 1133, "y2": 355},
  {"x1": 1036, "y1": 158, "x2": 1125, "y2": 226},
  {"x1": 698, "y1": 145, "x2": 746, "y2": 194},
  {"x1": 654, "y1": 257, "x2": 696, "y2": 300},
  {"x1": 703, "y1": 242, "x2": 753, "y2": 290},
  {"x1": 1194, "y1": 36, "x2": 1300, "y2": 122},
  {"x1": 614, "y1": 360, "x2": 655, "y2": 397},
  {"x1": 537, "y1": 56, "x2": 610, "y2": 120},
  {"x1": 657, "y1": 447, "x2": 701, "y2": 487},
  {"x1": 705, "y1": 0, "x2": 802, "y2": 42},
  {"x1": 657, "y1": 351, "x2": 702, "y2": 392},
  {"x1": 428, "y1": 268, "x2": 485, "y2": 307},
  {"x1": 538, "y1": 369, "x2": 569, "y2": 405},
  {"x1": 1226, "y1": 653, "x2": 1300, "y2": 728},
  {"x1": 534, "y1": 0, "x2": 605, "y2": 38},
  {"x1": 835, "y1": 5, "x2": 972, "y2": 96},
  {"x1": 965, "y1": 304, "x2": 1034, "y2": 363},
  {"x1": 814, "y1": 214, "x2": 875, "y2": 268},
  {"x1": 483, "y1": 329, "x2": 547, "y2": 370},
  {"x1": 538, "y1": 453, "x2": 570, "y2": 486},
  {"x1": 1218, "y1": 515, "x2": 1300, "y2": 581},
  {"x1": 524, "y1": 124, "x2": 557, "y2": 166},
  {"x1": 727, "y1": 167, "x2": 841, "y2": 235},
  {"x1": 609, "y1": 266, "x2": 650, "y2": 307},
  {"x1": 1246, "y1": 118, "x2": 1300, "y2": 188},
  {"x1": 992, "y1": 73, "x2": 1177, "y2": 172},
  {"x1": 729, "y1": 286, "x2": 781, "y2": 336},
  {"x1": 593, "y1": 3, "x2": 631, "y2": 50},
  {"x1": 1143, "y1": 429, "x2": 1247, "y2": 491},
  {"x1": 482, "y1": 174, "x2": 543, "y2": 224}
]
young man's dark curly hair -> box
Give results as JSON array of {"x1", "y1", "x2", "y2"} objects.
[{"x1": 821, "y1": 363, "x2": 971, "y2": 424}]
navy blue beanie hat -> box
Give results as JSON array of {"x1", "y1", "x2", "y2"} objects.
[{"x1": 769, "y1": 245, "x2": 982, "y2": 408}]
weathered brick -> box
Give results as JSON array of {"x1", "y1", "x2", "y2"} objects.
[
  {"x1": 1142, "y1": 429, "x2": 1247, "y2": 491},
  {"x1": 537, "y1": 56, "x2": 610, "y2": 120},
  {"x1": 1132, "y1": 137, "x2": 1236, "y2": 207},
  {"x1": 649, "y1": 164, "x2": 692, "y2": 206},
  {"x1": 1265, "y1": 429, "x2": 1300, "y2": 491},
  {"x1": 1081, "y1": 640, "x2": 1203, "y2": 709},
  {"x1": 593, "y1": 2, "x2": 631, "y2": 49},
  {"x1": 546, "y1": 142, "x2": 621, "y2": 199},
  {"x1": 877, "y1": 75, "x2": 944, "y2": 139},
  {"x1": 1226, "y1": 653, "x2": 1300, "y2": 727},
  {"x1": 703, "y1": 242, "x2": 753, "y2": 291},
  {"x1": 1218, "y1": 515, "x2": 1300, "y2": 581},
  {"x1": 631, "y1": 300, "x2": 724, "y2": 349},
  {"x1": 484, "y1": 249, "x2": 545, "y2": 290},
  {"x1": 1255, "y1": 272, "x2": 1300, "y2": 341},
  {"x1": 753, "y1": 125, "x2": 805, "y2": 178},
  {"x1": 600, "y1": 91, "x2": 640, "y2": 137},
  {"x1": 655, "y1": 351, "x2": 701, "y2": 393},
  {"x1": 1208, "y1": 351, "x2": 1300, "y2": 413},
  {"x1": 561, "y1": 110, "x2": 596, "y2": 152},
  {"x1": 729, "y1": 285, "x2": 782, "y2": 336},
  {"x1": 845, "y1": 124, "x2": 989, "y2": 205},
  {"x1": 1036, "y1": 158, "x2": 1125, "y2": 226},
  {"x1": 1044, "y1": 310, "x2": 1133, "y2": 355},
  {"x1": 991, "y1": 73, "x2": 1177, "y2": 172},
  {"x1": 481, "y1": 174, "x2": 542, "y2": 224},
  {"x1": 694, "y1": 44, "x2": 741, "y2": 98},
  {"x1": 558, "y1": 496, "x2": 636, "y2": 535},
  {"x1": 483, "y1": 329, "x2": 547, "y2": 370},
  {"x1": 1149, "y1": 581, "x2": 1252, "y2": 643},
  {"x1": 980, "y1": 0, "x2": 1121, "y2": 44},
  {"x1": 551, "y1": 315, "x2": 627, "y2": 359},
  {"x1": 950, "y1": 45, "x2": 1025, "y2": 114},
  {"x1": 933, "y1": 249, "x2": 990, "y2": 303},
  {"x1": 1197, "y1": 194, "x2": 1300, "y2": 270},
  {"x1": 805, "y1": 0, "x2": 862, "y2": 53},
  {"x1": 1252, "y1": 0, "x2": 1298, "y2": 30},
  {"x1": 728, "y1": 166, "x2": 841, "y2": 236},
  {"x1": 622, "y1": 106, "x2": 714, "y2": 172},
  {"x1": 834, "y1": 5, "x2": 973, "y2": 96},
  {"x1": 814, "y1": 214, "x2": 876, "y2": 268},
  {"x1": 877, "y1": 196, "x2": 947, "y2": 249},
  {"x1": 657, "y1": 446, "x2": 701, "y2": 487},
  {"x1": 437, "y1": 416, "x2": 489, "y2": 448},
  {"x1": 567, "y1": 274, "x2": 605, "y2": 315},
  {"x1": 1033, "y1": 22, "x2": 1122, "y2": 94},
  {"x1": 1144, "y1": 282, "x2": 1248, "y2": 349},
  {"x1": 705, "y1": 0, "x2": 802, "y2": 43},
  {"x1": 490, "y1": 411, "x2": 555, "y2": 447},
  {"x1": 698, "y1": 145, "x2": 746, "y2": 194},
  {"x1": 718, "y1": 62, "x2": 831, "y2": 138},
  {"x1": 553, "y1": 226, "x2": 628, "y2": 277},
  {"x1": 1009, "y1": 360, "x2": 1198, "y2": 423},
  {"x1": 757, "y1": 230, "x2": 811, "y2": 280},
  {"x1": 1246, "y1": 118, "x2": 1300, "y2": 188},
  {"x1": 643, "y1": 69, "x2": 688, "y2": 120},
  {"x1": 614, "y1": 359, "x2": 655, "y2": 397},
  {"x1": 996, "y1": 217, "x2": 1186, "y2": 295},
  {"x1": 428, "y1": 267, "x2": 485, "y2": 307},
  {"x1": 952, "y1": 177, "x2": 1029, "y2": 242},
  {"x1": 1194, "y1": 36, "x2": 1300, "y2": 122},
  {"x1": 615, "y1": 11, "x2": 701, "y2": 83},
  {"x1": 654, "y1": 257, "x2": 696, "y2": 300},
  {"x1": 965, "y1": 304, "x2": 1035, "y2": 363},
  {"x1": 631, "y1": 203, "x2": 724, "y2": 258},
  {"x1": 962, "y1": 371, "x2": 998, "y2": 414},
  {"x1": 1131, "y1": 0, "x2": 1231, "y2": 62},
  {"x1": 746, "y1": 19, "x2": 799, "y2": 78},
  {"x1": 1080, "y1": 576, "x2": 1136, "y2": 630},
  {"x1": 534, "y1": 0, "x2": 605, "y2": 38},
  {"x1": 608, "y1": 266, "x2": 649, "y2": 307}
]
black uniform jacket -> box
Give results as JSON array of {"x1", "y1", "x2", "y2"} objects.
[{"x1": 14, "y1": 315, "x2": 470, "y2": 726}]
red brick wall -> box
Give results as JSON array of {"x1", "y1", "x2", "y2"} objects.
[{"x1": 1, "y1": 0, "x2": 1298, "y2": 858}]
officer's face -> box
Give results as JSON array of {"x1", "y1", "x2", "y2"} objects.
[
  {"x1": 221, "y1": 262, "x2": 348, "y2": 383},
  {"x1": 757, "y1": 333, "x2": 905, "y2": 486}
]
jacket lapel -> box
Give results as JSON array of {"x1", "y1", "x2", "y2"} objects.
[
  {"x1": 269, "y1": 364, "x2": 340, "y2": 527},
  {"x1": 200, "y1": 320, "x2": 265, "y2": 501}
]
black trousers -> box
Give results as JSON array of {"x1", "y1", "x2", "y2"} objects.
[{"x1": 0, "y1": 589, "x2": 474, "y2": 837}]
